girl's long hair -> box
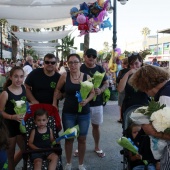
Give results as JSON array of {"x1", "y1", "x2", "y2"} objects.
[{"x1": 3, "y1": 66, "x2": 24, "y2": 91}]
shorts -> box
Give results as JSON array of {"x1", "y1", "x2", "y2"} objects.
[
  {"x1": 90, "y1": 106, "x2": 103, "y2": 125},
  {"x1": 30, "y1": 151, "x2": 53, "y2": 161},
  {"x1": 0, "y1": 150, "x2": 7, "y2": 170},
  {"x1": 132, "y1": 163, "x2": 156, "y2": 170},
  {"x1": 62, "y1": 113, "x2": 90, "y2": 136},
  {"x1": 5, "y1": 119, "x2": 21, "y2": 138}
]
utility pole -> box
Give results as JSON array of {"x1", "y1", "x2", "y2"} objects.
[{"x1": 0, "y1": 22, "x2": 2, "y2": 59}]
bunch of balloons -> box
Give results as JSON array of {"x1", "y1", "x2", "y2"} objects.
[{"x1": 70, "y1": 0, "x2": 112, "y2": 36}]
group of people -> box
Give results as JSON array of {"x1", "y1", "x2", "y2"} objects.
[
  {"x1": 0, "y1": 49, "x2": 109, "y2": 170},
  {"x1": 116, "y1": 52, "x2": 170, "y2": 170},
  {"x1": 1, "y1": 49, "x2": 170, "y2": 170}
]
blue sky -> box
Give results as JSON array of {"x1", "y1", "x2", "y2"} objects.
[{"x1": 73, "y1": 0, "x2": 170, "y2": 52}]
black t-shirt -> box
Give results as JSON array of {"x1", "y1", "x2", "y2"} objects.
[
  {"x1": 80, "y1": 64, "x2": 108, "y2": 107},
  {"x1": 62, "y1": 73, "x2": 90, "y2": 114},
  {"x1": 25, "y1": 68, "x2": 60, "y2": 104},
  {"x1": 155, "y1": 80, "x2": 170, "y2": 101}
]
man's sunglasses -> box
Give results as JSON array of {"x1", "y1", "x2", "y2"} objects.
[
  {"x1": 87, "y1": 55, "x2": 97, "y2": 59},
  {"x1": 44, "y1": 61, "x2": 56, "y2": 65}
]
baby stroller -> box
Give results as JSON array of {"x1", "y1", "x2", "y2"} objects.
[
  {"x1": 120, "y1": 105, "x2": 157, "y2": 170},
  {"x1": 22, "y1": 103, "x2": 63, "y2": 170},
  {"x1": 120, "y1": 105, "x2": 143, "y2": 170}
]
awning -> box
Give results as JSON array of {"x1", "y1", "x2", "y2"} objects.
[
  {"x1": 25, "y1": 42, "x2": 60, "y2": 47},
  {"x1": 158, "y1": 28, "x2": 170, "y2": 34},
  {"x1": 13, "y1": 30, "x2": 72, "y2": 41},
  {"x1": 0, "y1": 0, "x2": 95, "y2": 20},
  {"x1": 7, "y1": 18, "x2": 72, "y2": 28},
  {"x1": 0, "y1": 0, "x2": 95, "y2": 6},
  {"x1": 31, "y1": 46, "x2": 56, "y2": 51}
]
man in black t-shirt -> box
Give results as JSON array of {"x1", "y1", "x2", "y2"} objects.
[
  {"x1": 25, "y1": 53, "x2": 60, "y2": 104},
  {"x1": 80, "y1": 48, "x2": 108, "y2": 158}
]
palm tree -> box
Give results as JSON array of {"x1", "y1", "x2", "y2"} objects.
[
  {"x1": 58, "y1": 34, "x2": 77, "y2": 60},
  {"x1": 141, "y1": 27, "x2": 151, "y2": 50},
  {"x1": 11, "y1": 25, "x2": 19, "y2": 61},
  {"x1": 83, "y1": 34, "x2": 89, "y2": 55},
  {"x1": 141, "y1": 27, "x2": 151, "y2": 37}
]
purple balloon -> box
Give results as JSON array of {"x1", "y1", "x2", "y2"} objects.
[{"x1": 114, "y1": 48, "x2": 121, "y2": 56}]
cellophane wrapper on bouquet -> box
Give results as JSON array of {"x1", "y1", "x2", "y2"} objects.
[
  {"x1": 92, "y1": 71, "x2": 105, "y2": 101},
  {"x1": 78, "y1": 80, "x2": 93, "y2": 112}
]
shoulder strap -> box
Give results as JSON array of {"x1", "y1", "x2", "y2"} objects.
[{"x1": 83, "y1": 73, "x2": 88, "y2": 81}]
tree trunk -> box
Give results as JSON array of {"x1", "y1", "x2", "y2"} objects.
[
  {"x1": 84, "y1": 33, "x2": 89, "y2": 56},
  {"x1": 11, "y1": 33, "x2": 17, "y2": 61},
  {"x1": 11, "y1": 26, "x2": 18, "y2": 62}
]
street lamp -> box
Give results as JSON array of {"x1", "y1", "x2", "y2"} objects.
[
  {"x1": 0, "y1": 22, "x2": 2, "y2": 59},
  {"x1": 112, "y1": 0, "x2": 128, "y2": 51}
]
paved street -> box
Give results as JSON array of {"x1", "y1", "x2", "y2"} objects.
[{"x1": 17, "y1": 100, "x2": 124, "y2": 170}]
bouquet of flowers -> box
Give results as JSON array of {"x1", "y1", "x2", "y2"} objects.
[
  {"x1": 130, "y1": 99, "x2": 169, "y2": 159},
  {"x1": 92, "y1": 71, "x2": 105, "y2": 101},
  {"x1": 75, "y1": 80, "x2": 93, "y2": 112},
  {"x1": 117, "y1": 137, "x2": 148, "y2": 165},
  {"x1": 11, "y1": 98, "x2": 27, "y2": 133},
  {"x1": 52, "y1": 125, "x2": 79, "y2": 144}
]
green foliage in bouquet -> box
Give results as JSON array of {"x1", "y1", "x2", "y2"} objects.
[
  {"x1": 135, "y1": 98, "x2": 166, "y2": 117},
  {"x1": 146, "y1": 98, "x2": 166, "y2": 117}
]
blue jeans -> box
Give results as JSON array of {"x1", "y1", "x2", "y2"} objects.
[
  {"x1": 133, "y1": 163, "x2": 156, "y2": 170},
  {"x1": 62, "y1": 113, "x2": 90, "y2": 136},
  {"x1": 0, "y1": 150, "x2": 7, "y2": 170}
]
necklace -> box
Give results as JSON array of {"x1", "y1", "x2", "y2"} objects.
[{"x1": 71, "y1": 72, "x2": 81, "y2": 81}]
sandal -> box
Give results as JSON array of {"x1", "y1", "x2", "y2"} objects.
[
  {"x1": 73, "y1": 149, "x2": 79, "y2": 157},
  {"x1": 117, "y1": 119, "x2": 122, "y2": 123},
  {"x1": 94, "y1": 150, "x2": 105, "y2": 158}
]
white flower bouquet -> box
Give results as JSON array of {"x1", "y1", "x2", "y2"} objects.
[
  {"x1": 11, "y1": 98, "x2": 27, "y2": 133},
  {"x1": 130, "y1": 99, "x2": 169, "y2": 159}
]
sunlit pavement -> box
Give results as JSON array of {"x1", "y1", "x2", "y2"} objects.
[{"x1": 16, "y1": 100, "x2": 124, "y2": 170}]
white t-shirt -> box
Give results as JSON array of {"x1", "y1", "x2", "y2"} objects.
[
  {"x1": 23, "y1": 65, "x2": 33, "y2": 81},
  {"x1": 59, "y1": 66, "x2": 66, "y2": 75}
]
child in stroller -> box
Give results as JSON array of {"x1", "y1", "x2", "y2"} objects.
[
  {"x1": 28, "y1": 108, "x2": 59, "y2": 170},
  {"x1": 23, "y1": 103, "x2": 62, "y2": 170},
  {"x1": 121, "y1": 105, "x2": 160, "y2": 170},
  {"x1": 125, "y1": 123, "x2": 159, "y2": 170}
]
